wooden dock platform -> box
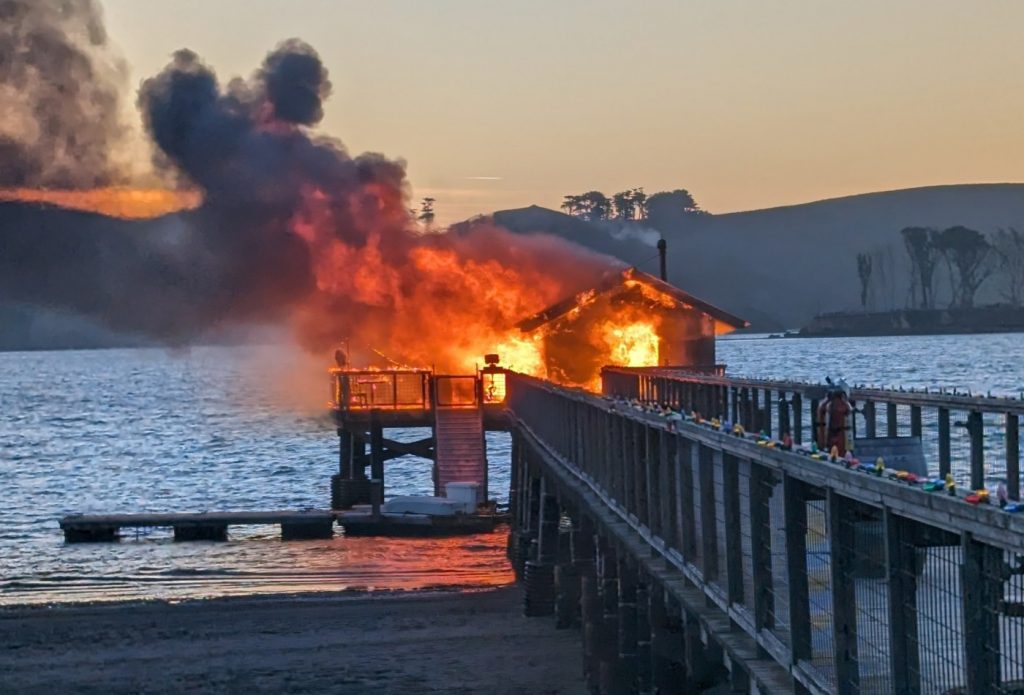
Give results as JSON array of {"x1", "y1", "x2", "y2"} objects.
[
  {"x1": 336, "y1": 509, "x2": 500, "y2": 537},
  {"x1": 59, "y1": 509, "x2": 506, "y2": 542},
  {"x1": 59, "y1": 510, "x2": 336, "y2": 542}
]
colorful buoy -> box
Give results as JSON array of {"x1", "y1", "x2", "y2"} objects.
[{"x1": 965, "y1": 489, "x2": 990, "y2": 505}]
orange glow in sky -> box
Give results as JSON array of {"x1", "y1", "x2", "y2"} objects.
[{"x1": 99, "y1": 0, "x2": 1024, "y2": 225}]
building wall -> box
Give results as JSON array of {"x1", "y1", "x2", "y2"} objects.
[{"x1": 658, "y1": 309, "x2": 717, "y2": 367}]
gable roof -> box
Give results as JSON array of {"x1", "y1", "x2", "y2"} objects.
[{"x1": 517, "y1": 267, "x2": 749, "y2": 333}]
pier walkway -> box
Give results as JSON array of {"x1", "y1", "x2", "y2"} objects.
[{"x1": 506, "y1": 369, "x2": 1024, "y2": 694}]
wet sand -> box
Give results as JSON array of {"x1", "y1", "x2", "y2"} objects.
[{"x1": 0, "y1": 586, "x2": 585, "y2": 694}]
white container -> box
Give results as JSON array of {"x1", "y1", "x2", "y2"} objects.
[
  {"x1": 381, "y1": 496, "x2": 460, "y2": 516},
  {"x1": 444, "y1": 482, "x2": 481, "y2": 513}
]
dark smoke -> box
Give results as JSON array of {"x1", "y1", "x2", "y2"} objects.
[
  {"x1": 137, "y1": 41, "x2": 405, "y2": 245},
  {"x1": 0, "y1": 0, "x2": 130, "y2": 188},
  {"x1": 259, "y1": 38, "x2": 332, "y2": 125},
  {"x1": 1, "y1": 28, "x2": 613, "y2": 359}
]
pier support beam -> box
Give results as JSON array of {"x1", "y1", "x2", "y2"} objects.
[
  {"x1": 596, "y1": 536, "x2": 621, "y2": 694},
  {"x1": 554, "y1": 518, "x2": 581, "y2": 629},
  {"x1": 280, "y1": 519, "x2": 334, "y2": 540},
  {"x1": 63, "y1": 525, "x2": 118, "y2": 543},
  {"x1": 615, "y1": 556, "x2": 639, "y2": 692},
  {"x1": 524, "y1": 477, "x2": 559, "y2": 617},
  {"x1": 173, "y1": 523, "x2": 227, "y2": 542},
  {"x1": 649, "y1": 584, "x2": 686, "y2": 695},
  {"x1": 580, "y1": 529, "x2": 602, "y2": 685}
]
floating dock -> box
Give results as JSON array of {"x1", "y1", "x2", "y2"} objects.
[
  {"x1": 59, "y1": 510, "x2": 336, "y2": 543},
  {"x1": 59, "y1": 508, "x2": 504, "y2": 543}
]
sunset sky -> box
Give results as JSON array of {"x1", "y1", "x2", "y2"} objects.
[{"x1": 104, "y1": 0, "x2": 1024, "y2": 224}]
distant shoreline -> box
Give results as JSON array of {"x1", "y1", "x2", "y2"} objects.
[{"x1": 795, "y1": 306, "x2": 1024, "y2": 339}]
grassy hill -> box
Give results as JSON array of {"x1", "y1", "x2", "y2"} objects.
[
  {"x1": 5, "y1": 183, "x2": 1024, "y2": 349},
  {"x1": 492, "y1": 184, "x2": 1024, "y2": 330}
]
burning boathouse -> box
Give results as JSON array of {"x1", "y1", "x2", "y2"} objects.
[{"x1": 516, "y1": 267, "x2": 749, "y2": 388}]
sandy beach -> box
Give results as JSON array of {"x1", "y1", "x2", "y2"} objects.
[{"x1": 0, "y1": 586, "x2": 585, "y2": 694}]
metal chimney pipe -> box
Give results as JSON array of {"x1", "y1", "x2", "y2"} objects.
[{"x1": 657, "y1": 238, "x2": 667, "y2": 281}]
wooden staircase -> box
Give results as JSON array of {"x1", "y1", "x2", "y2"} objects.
[{"x1": 434, "y1": 407, "x2": 486, "y2": 500}]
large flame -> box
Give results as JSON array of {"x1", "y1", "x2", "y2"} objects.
[
  {"x1": 0, "y1": 188, "x2": 200, "y2": 219},
  {"x1": 4, "y1": 184, "x2": 677, "y2": 390},
  {"x1": 602, "y1": 320, "x2": 660, "y2": 367}
]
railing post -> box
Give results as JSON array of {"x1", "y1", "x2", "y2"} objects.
[
  {"x1": 863, "y1": 400, "x2": 876, "y2": 438},
  {"x1": 827, "y1": 490, "x2": 859, "y2": 692},
  {"x1": 1008, "y1": 413, "x2": 1020, "y2": 501},
  {"x1": 620, "y1": 415, "x2": 633, "y2": 509},
  {"x1": 749, "y1": 465, "x2": 774, "y2": 633},
  {"x1": 636, "y1": 424, "x2": 650, "y2": 527},
  {"x1": 884, "y1": 509, "x2": 921, "y2": 695},
  {"x1": 910, "y1": 405, "x2": 922, "y2": 438},
  {"x1": 723, "y1": 453, "x2": 744, "y2": 607},
  {"x1": 777, "y1": 392, "x2": 789, "y2": 438},
  {"x1": 699, "y1": 445, "x2": 718, "y2": 582},
  {"x1": 763, "y1": 389, "x2": 773, "y2": 437},
  {"x1": 658, "y1": 430, "x2": 676, "y2": 549},
  {"x1": 809, "y1": 397, "x2": 820, "y2": 449},
  {"x1": 887, "y1": 402, "x2": 899, "y2": 437},
  {"x1": 968, "y1": 410, "x2": 984, "y2": 490},
  {"x1": 645, "y1": 428, "x2": 660, "y2": 536},
  {"x1": 961, "y1": 533, "x2": 1001, "y2": 693},
  {"x1": 792, "y1": 392, "x2": 803, "y2": 444},
  {"x1": 938, "y1": 407, "x2": 951, "y2": 477},
  {"x1": 677, "y1": 438, "x2": 697, "y2": 562},
  {"x1": 783, "y1": 474, "x2": 812, "y2": 667}
]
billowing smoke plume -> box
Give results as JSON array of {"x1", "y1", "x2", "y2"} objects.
[
  {"x1": 2, "y1": 32, "x2": 616, "y2": 367},
  {"x1": 0, "y1": 0, "x2": 131, "y2": 188}
]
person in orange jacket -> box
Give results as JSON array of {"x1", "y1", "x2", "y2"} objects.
[{"x1": 816, "y1": 381, "x2": 853, "y2": 456}]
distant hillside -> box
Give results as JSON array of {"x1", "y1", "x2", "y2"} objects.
[
  {"x1": 491, "y1": 184, "x2": 1024, "y2": 329},
  {"x1": 6, "y1": 184, "x2": 1024, "y2": 349}
]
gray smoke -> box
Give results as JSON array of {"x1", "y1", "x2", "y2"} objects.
[{"x1": 0, "y1": 0, "x2": 131, "y2": 188}]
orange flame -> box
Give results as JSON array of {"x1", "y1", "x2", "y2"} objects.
[{"x1": 0, "y1": 187, "x2": 201, "y2": 219}]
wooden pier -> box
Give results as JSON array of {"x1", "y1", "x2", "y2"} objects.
[
  {"x1": 505, "y1": 369, "x2": 1024, "y2": 694},
  {"x1": 59, "y1": 510, "x2": 336, "y2": 542}
]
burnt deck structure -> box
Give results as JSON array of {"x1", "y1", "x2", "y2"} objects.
[
  {"x1": 326, "y1": 364, "x2": 510, "y2": 532},
  {"x1": 506, "y1": 369, "x2": 1024, "y2": 694}
]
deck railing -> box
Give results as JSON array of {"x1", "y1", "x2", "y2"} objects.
[
  {"x1": 507, "y1": 372, "x2": 1024, "y2": 694},
  {"x1": 602, "y1": 366, "x2": 1023, "y2": 501},
  {"x1": 330, "y1": 369, "x2": 431, "y2": 411}
]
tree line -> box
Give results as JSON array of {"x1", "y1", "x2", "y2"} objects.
[
  {"x1": 560, "y1": 188, "x2": 704, "y2": 226},
  {"x1": 856, "y1": 226, "x2": 1024, "y2": 310}
]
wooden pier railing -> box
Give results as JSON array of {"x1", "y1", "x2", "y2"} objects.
[
  {"x1": 602, "y1": 366, "x2": 1023, "y2": 501},
  {"x1": 506, "y1": 372, "x2": 1024, "y2": 694}
]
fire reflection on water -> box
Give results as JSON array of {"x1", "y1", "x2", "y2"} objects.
[{"x1": 1, "y1": 527, "x2": 514, "y2": 606}]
